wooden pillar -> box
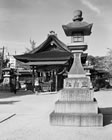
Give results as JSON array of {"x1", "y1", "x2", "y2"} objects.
[
  {"x1": 55, "y1": 70, "x2": 58, "y2": 91},
  {"x1": 32, "y1": 66, "x2": 35, "y2": 92}
]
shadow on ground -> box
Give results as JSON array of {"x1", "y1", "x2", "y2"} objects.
[
  {"x1": 0, "y1": 101, "x2": 19, "y2": 104},
  {"x1": 99, "y1": 107, "x2": 112, "y2": 126},
  {"x1": 0, "y1": 90, "x2": 34, "y2": 99}
]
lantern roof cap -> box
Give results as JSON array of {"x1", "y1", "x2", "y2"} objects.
[{"x1": 62, "y1": 10, "x2": 93, "y2": 36}]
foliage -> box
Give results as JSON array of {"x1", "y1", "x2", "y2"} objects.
[
  {"x1": 104, "y1": 48, "x2": 112, "y2": 75},
  {"x1": 87, "y1": 55, "x2": 97, "y2": 65},
  {"x1": 87, "y1": 55, "x2": 105, "y2": 69},
  {"x1": 87, "y1": 48, "x2": 112, "y2": 76},
  {"x1": 25, "y1": 39, "x2": 36, "y2": 53}
]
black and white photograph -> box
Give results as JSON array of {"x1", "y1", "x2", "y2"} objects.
[{"x1": 0, "y1": 0, "x2": 112, "y2": 139}]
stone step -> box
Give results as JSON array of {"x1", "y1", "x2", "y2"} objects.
[
  {"x1": 55, "y1": 100, "x2": 98, "y2": 113},
  {"x1": 50, "y1": 112, "x2": 103, "y2": 127},
  {"x1": 59, "y1": 88, "x2": 94, "y2": 101}
]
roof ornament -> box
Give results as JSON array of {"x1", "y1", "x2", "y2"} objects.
[
  {"x1": 48, "y1": 30, "x2": 57, "y2": 36},
  {"x1": 72, "y1": 10, "x2": 83, "y2": 22}
]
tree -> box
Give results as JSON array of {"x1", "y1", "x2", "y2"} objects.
[
  {"x1": 87, "y1": 55, "x2": 97, "y2": 66},
  {"x1": 87, "y1": 55, "x2": 105, "y2": 69},
  {"x1": 88, "y1": 49, "x2": 112, "y2": 76},
  {"x1": 104, "y1": 48, "x2": 112, "y2": 75},
  {"x1": 25, "y1": 39, "x2": 36, "y2": 53}
]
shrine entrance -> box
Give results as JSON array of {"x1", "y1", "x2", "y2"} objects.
[{"x1": 31, "y1": 65, "x2": 68, "y2": 92}]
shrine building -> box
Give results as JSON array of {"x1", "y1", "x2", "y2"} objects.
[{"x1": 14, "y1": 31, "x2": 87, "y2": 92}]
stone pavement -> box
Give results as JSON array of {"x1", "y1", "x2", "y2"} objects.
[
  {"x1": 0, "y1": 90, "x2": 112, "y2": 140},
  {"x1": 0, "y1": 90, "x2": 33, "y2": 124},
  {"x1": 0, "y1": 113, "x2": 16, "y2": 123}
]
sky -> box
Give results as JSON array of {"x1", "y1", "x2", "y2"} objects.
[{"x1": 0, "y1": 0, "x2": 112, "y2": 56}]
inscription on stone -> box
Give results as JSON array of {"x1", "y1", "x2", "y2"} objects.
[{"x1": 64, "y1": 77, "x2": 90, "y2": 88}]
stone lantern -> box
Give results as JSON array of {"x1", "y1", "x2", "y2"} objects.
[
  {"x1": 50, "y1": 10, "x2": 103, "y2": 127},
  {"x1": 62, "y1": 10, "x2": 92, "y2": 77}
]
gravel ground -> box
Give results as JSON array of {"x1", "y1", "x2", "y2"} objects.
[{"x1": 0, "y1": 90, "x2": 112, "y2": 140}]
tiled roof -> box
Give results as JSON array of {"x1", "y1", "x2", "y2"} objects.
[
  {"x1": 29, "y1": 34, "x2": 70, "y2": 54},
  {"x1": 14, "y1": 50, "x2": 73, "y2": 63}
]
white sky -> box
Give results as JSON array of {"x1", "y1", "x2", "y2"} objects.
[{"x1": 0, "y1": 0, "x2": 112, "y2": 56}]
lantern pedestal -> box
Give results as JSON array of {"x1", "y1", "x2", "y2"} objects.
[
  {"x1": 50, "y1": 75, "x2": 103, "y2": 126},
  {"x1": 50, "y1": 48, "x2": 103, "y2": 126}
]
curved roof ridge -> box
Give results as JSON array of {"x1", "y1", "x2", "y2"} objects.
[
  {"x1": 29, "y1": 34, "x2": 71, "y2": 54},
  {"x1": 52, "y1": 35, "x2": 71, "y2": 52}
]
